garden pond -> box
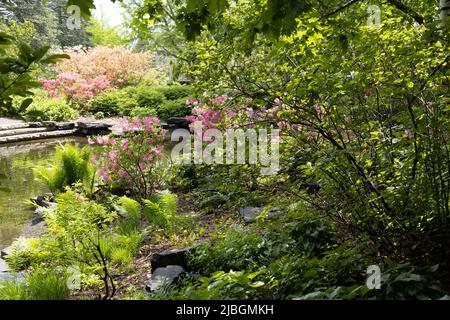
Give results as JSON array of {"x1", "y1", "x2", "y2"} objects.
[{"x1": 0, "y1": 137, "x2": 86, "y2": 250}]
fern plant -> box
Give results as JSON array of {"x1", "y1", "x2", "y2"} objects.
[
  {"x1": 34, "y1": 143, "x2": 94, "y2": 193},
  {"x1": 143, "y1": 193, "x2": 178, "y2": 227}
]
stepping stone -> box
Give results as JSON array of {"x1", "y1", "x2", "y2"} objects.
[
  {"x1": 151, "y1": 248, "x2": 191, "y2": 271},
  {"x1": 0, "y1": 127, "x2": 50, "y2": 138},
  {"x1": 76, "y1": 122, "x2": 112, "y2": 135},
  {"x1": 239, "y1": 207, "x2": 286, "y2": 222},
  {"x1": 42, "y1": 121, "x2": 57, "y2": 127},
  {"x1": 56, "y1": 122, "x2": 75, "y2": 130},
  {"x1": 0, "y1": 129, "x2": 77, "y2": 144},
  {"x1": 0, "y1": 123, "x2": 29, "y2": 131},
  {"x1": 146, "y1": 265, "x2": 185, "y2": 292}
]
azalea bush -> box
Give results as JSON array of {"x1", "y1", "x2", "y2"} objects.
[
  {"x1": 40, "y1": 46, "x2": 165, "y2": 105},
  {"x1": 91, "y1": 117, "x2": 167, "y2": 199}
]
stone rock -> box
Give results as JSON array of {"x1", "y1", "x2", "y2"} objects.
[
  {"x1": 30, "y1": 193, "x2": 54, "y2": 208},
  {"x1": 166, "y1": 117, "x2": 190, "y2": 129},
  {"x1": 76, "y1": 122, "x2": 112, "y2": 136},
  {"x1": 31, "y1": 208, "x2": 45, "y2": 226},
  {"x1": 239, "y1": 207, "x2": 286, "y2": 222},
  {"x1": 0, "y1": 271, "x2": 26, "y2": 283},
  {"x1": 1, "y1": 246, "x2": 13, "y2": 258},
  {"x1": 56, "y1": 122, "x2": 75, "y2": 130},
  {"x1": 151, "y1": 248, "x2": 191, "y2": 271},
  {"x1": 42, "y1": 121, "x2": 57, "y2": 128},
  {"x1": 28, "y1": 122, "x2": 44, "y2": 128},
  {"x1": 146, "y1": 265, "x2": 185, "y2": 292},
  {"x1": 0, "y1": 258, "x2": 8, "y2": 272}
]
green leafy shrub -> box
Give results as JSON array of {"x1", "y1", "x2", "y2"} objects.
[
  {"x1": 176, "y1": 270, "x2": 267, "y2": 300},
  {"x1": 129, "y1": 86, "x2": 166, "y2": 109},
  {"x1": 156, "y1": 84, "x2": 193, "y2": 100},
  {"x1": 289, "y1": 215, "x2": 336, "y2": 254},
  {"x1": 157, "y1": 98, "x2": 191, "y2": 120},
  {"x1": 34, "y1": 144, "x2": 93, "y2": 193},
  {"x1": 87, "y1": 89, "x2": 138, "y2": 116},
  {"x1": 189, "y1": 225, "x2": 268, "y2": 274},
  {"x1": 129, "y1": 107, "x2": 158, "y2": 119},
  {"x1": 21, "y1": 97, "x2": 79, "y2": 121}
]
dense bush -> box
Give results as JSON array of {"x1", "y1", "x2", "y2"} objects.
[
  {"x1": 157, "y1": 98, "x2": 191, "y2": 120},
  {"x1": 156, "y1": 84, "x2": 193, "y2": 100},
  {"x1": 21, "y1": 97, "x2": 79, "y2": 122},
  {"x1": 40, "y1": 46, "x2": 165, "y2": 104},
  {"x1": 129, "y1": 107, "x2": 158, "y2": 119},
  {"x1": 87, "y1": 89, "x2": 139, "y2": 116},
  {"x1": 84, "y1": 84, "x2": 192, "y2": 119},
  {"x1": 129, "y1": 86, "x2": 166, "y2": 109}
]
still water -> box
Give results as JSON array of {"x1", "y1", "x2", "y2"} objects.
[{"x1": 0, "y1": 137, "x2": 86, "y2": 250}]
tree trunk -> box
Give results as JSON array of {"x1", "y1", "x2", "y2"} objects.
[{"x1": 441, "y1": 0, "x2": 449, "y2": 27}]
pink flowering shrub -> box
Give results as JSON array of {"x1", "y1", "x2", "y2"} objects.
[
  {"x1": 41, "y1": 46, "x2": 165, "y2": 104},
  {"x1": 90, "y1": 116, "x2": 166, "y2": 198},
  {"x1": 185, "y1": 94, "x2": 283, "y2": 140}
]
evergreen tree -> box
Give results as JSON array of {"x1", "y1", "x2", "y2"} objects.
[{"x1": 0, "y1": 0, "x2": 58, "y2": 48}]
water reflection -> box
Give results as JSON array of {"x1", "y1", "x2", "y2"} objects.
[{"x1": 0, "y1": 137, "x2": 86, "y2": 249}]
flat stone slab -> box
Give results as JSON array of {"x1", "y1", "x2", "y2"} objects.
[
  {"x1": 76, "y1": 122, "x2": 112, "y2": 135},
  {"x1": 0, "y1": 127, "x2": 49, "y2": 138},
  {"x1": 56, "y1": 122, "x2": 75, "y2": 130},
  {"x1": 0, "y1": 129, "x2": 77, "y2": 144},
  {"x1": 146, "y1": 265, "x2": 185, "y2": 292},
  {"x1": 151, "y1": 248, "x2": 190, "y2": 271},
  {"x1": 240, "y1": 207, "x2": 286, "y2": 222}
]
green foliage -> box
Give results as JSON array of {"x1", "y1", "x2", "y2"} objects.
[
  {"x1": 189, "y1": 225, "x2": 268, "y2": 274},
  {"x1": 129, "y1": 106, "x2": 158, "y2": 119},
  {"x1": 87, "y1": 18, "x2": 125, "y2": 47},
  {"x1": 88, "y1": 88, "x2": 138, "y2": 116},
  {"x1": 0, "y1": 0, "x2": 59, "y2": 49},
  {"x1": 34, "y1": 144, "x2": 93, "y2": 193},
  {"x1": 142, "y1": 193, "x2": 178, "y2": 227},
  {"x1": 0, "y1": 268, "x2": 70, "y2": 300},
  {"x1": 289, "y1": 215, "x2": 336, "y2": 254},
  {"x1": 157, "y1": 98, "x2": 191, "y2": 120},
  {"x1": 20, "y1": 96, "x2": 79, "y2": 121},
  {"x1": 0, "y1": 39, "x2": 69, "y2": 115},
  {"x1": 156, "y1": 84, "x2": 193, "y2": 100},
  {"x1": 178, "y1": 270, "x2": 267, "y2": 300},
  {"x1": 115, "y1": 197, "x2": 143, "y2": 234},
  {"x1": 129, "y1": 86, "x2": 166, "y2": 109}
]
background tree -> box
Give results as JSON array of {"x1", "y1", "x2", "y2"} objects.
[
  {"x1": 49, "y1": 0, "x2": 92, "y2": 48},
  {"x1": 0, "y1": 0, "x2": 59, "y2": 48}
]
